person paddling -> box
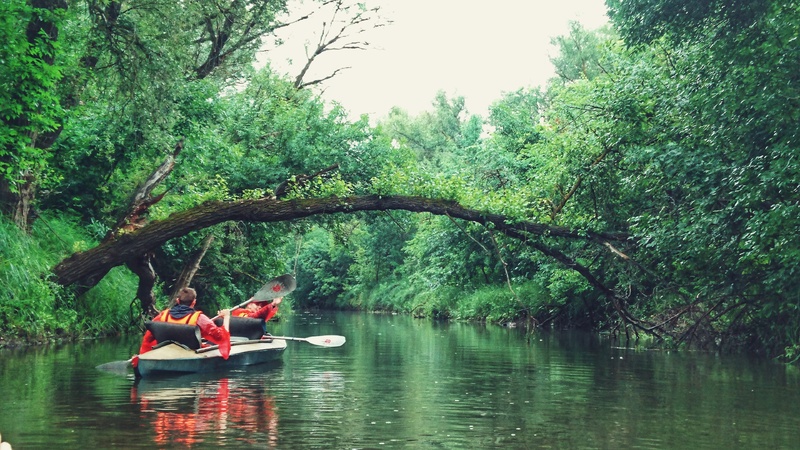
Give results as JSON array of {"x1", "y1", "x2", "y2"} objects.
[
  {"x1": 232, "y1": 296, "x2": 283, "y2": 321},
  {"x1": 135, "y1": 287, "x2": 231, "y2": 365}
]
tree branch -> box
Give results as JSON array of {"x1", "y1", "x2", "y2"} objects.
[{"x1": 53, "y1": 195, "x2": 630, "y2": 295}]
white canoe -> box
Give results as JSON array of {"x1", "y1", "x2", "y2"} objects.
[{"x1": 135, "y1": 338, "x2": 286, "y2": 378}]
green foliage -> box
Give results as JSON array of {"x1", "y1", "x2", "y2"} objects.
[
  {"x1": 4, "y1": 0, "x2": 800, "y2": 364},
  {"x1": 606, "y1": 0, "x2": 771, "y2": 46},
  {"x1": 345, "y1": 212, "x2": 414, "y2": 287},
  {"x1": 549, "y1": 22, "x2": 616, "y2": 82},
  {"x1": 219, "y1": 68, "x2": 379, "y2": 194},
  {"x1": 408, "y1": 286, "x2": 460, "y2": 320},
  {"x1": 380, "y1": 91, "x2": 482, "y2": 172},
  {"x1": 558, "y1": 1, "x2": 800, "y2": 356},
  {"x1": 293, "y1": 227, "x2": 356, "y2": 308},
  {"x1": 0, "y1": 0, "x2": 65, "y2": 187},
  {"x1": 0, "y1": 213, "x2": 137, "y2": 344},
  {"x1": 455, "y1": 285, "x2": 524, "y2": 323}
]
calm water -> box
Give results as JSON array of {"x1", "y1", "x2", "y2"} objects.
[{"x1": 1, "y1": 311, "x2": 799, "y2": 449}]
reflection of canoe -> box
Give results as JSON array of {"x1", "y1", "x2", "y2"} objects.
[
  {"x1": 135, "y1": 338, "x2": 286, "y2": 378},
  {"x1": 132, "y1": 369, "x2": 275, "y2": 403},
  {"x1": 132, "y1": 374, "x2": 279, "y2": 447}
]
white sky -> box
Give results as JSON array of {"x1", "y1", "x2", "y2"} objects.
[{"x1": 265, "y1": 0, "x2": 610, "y2": 119}]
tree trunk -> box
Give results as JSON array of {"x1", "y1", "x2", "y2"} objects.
[
  {"x1": 52, "y1": 195, "x2": 629, "y2": 298},
  {"x1": 101, "y1": 140, "x2": 182, "y2": 313},
  {"x1": 126, "y1": 252, "x2": 158, "y2": 318}
]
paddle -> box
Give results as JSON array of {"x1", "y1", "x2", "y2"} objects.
[
  {"x1": 210, "y1": 273, "x2": 296, "y2": 320},
  {"x1": 96, "y1": 274, "x2": 297, "y2": 373},
  {"x1": 252, "y1": 274, "x2": 297, "y2": 301},
  {"x1": 269, "y1": 335, "x2": 346, "y2": 347},
  {"x1": 195, "y1": 334, "x2": 346, "y2": 352}
]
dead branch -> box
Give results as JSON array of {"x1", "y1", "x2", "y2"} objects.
[
  {"x1": 167, "y1": 233, "x2": 216, "y2": 308},
  {"x1": 293, "y1": 1, "x2": 391, "y2": 89}
]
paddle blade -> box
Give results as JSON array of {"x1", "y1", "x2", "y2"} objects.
[
  {"x1": 96, "y1": 359, "x2": 132, "y2": 375},
  {"x1": 252, "y1": 274, "x2": 297, "y2": 301},
  {"x1": 306, "y1": 335, "x2": 346, "y2": 347}
]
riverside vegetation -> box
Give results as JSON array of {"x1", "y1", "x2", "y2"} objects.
[{"x1": 1, "y1": 0, "x2": 799, "y2": 363}]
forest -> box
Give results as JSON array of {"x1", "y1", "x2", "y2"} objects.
[{"x1": 1, "y1": 0, "x2": 798, "y2": 362}]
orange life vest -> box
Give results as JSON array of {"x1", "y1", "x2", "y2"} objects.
[{"x1": 156, "y1": 309, "x2": 202, "y2": 325}]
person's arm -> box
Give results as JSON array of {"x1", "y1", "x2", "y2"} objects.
[
  {"x1": 198, "y1": 309, "x2": 231, "y2": 359},
  {"x1": 254, "y1": 297, "x2": 282, "y2": 321},
  {"x1": 138, "y1": 330, "x2": 157, "y2": 355},
  {"x1": 197, "y1": 310, "x2": 230, "y2": 345}
]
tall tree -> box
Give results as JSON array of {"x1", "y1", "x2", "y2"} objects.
[{"x1": 0, "y1": 0, "x2": 67, "y2": 230}]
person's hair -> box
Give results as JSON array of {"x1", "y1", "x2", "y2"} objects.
[{"x1": 176, "y1": 287, "x2": 197, "y2": 305}]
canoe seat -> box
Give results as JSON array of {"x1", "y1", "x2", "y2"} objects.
[
  {"x1": 145, "y1": 321, "x2": 202, "y2": 350},
  {"x1": 213, "y1": 316, "x2": 265, "y2": 340}
]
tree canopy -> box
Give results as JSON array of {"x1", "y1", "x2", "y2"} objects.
[{"x1": 2, "y1": 0, "x2": 799, "y2": 362}]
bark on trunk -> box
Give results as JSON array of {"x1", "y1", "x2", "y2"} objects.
[
  {"x1": 53, "y1": 194, "x2": 629, "y2": 293},
  {"x1": 126, "y1": 252, "x2": 158, "y2": 318},
  {"x1": 7, "y1": 171, "x2": 36, "y2": 232}
]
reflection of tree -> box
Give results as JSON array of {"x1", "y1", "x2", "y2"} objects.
[{"x1": 131, "y1": 377, "x2": 278, "y2": 448}]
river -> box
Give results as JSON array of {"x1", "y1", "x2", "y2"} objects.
[{"x1": 1, "y1": 311, "x2": 798, "y2": 449}]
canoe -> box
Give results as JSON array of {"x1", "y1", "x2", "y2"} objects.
[
  {"x1": 134, "y1": 317, "x2": 286, "y2": 378},
  {"x1": 134, "y1": 338, "x2": 286, "y2": 378}
]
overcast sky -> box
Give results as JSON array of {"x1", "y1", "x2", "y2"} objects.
[{"x1": 266, "y1": 0, "x2": 610, "y2": 119}]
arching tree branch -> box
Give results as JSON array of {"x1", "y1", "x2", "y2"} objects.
[{"x1": 53, "y1": 195, "x2": 629, "y2": 296}]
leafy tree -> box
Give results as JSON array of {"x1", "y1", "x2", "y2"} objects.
[
  {"x1": 0, "y1": 0, "x2": 68, "y2": 229},
  {"x1": 380, "y1": 91, "x2": 482, "y2": 172},
  {"x1": 585, "y1": 0, "x2": 800, "y2": 356},
  {"x1": 293, "y1": 226, "x2": 356, "y2": 308},
  {"x1": 549, "y1": 21, "x2": 615, "y2": 82},
  {"x1": 606, "y1": 0, "x2": 771, "y2": 47}
]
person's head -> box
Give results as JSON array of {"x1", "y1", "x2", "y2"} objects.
[
  {"x1": 176, "y1": 287, "x2": 197, "y2": 307},
  {"x1": 246, "y1": 301, "x2": 267, "y2": 312}
]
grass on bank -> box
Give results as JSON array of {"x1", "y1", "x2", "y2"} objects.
[
  {"x1": 0, "y1": 214, "x2": 139, "y2": 345},
  {"x1": 347, "y1": 277, "x2": 556, "y2": 326}
]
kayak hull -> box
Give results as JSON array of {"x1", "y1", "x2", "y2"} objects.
[{"x1": 135, "y1": 338, "x2": 286, "y2": 378}]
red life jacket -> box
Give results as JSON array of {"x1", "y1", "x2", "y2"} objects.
[
  {"x1": 232, "y1": 308, "x2": 250, "y2": 318},
  {"x1": 156, "y1": 309, "x2": 202, "y2": 325}
]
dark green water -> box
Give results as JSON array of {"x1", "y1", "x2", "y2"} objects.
[{"x1": 1, "y1": 311, "x2": 799, "y2": 449}]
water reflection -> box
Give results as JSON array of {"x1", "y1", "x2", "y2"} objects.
[
  {"x1": 131, "y1": 373, "x2": 279, "y2": 448},
  {"x1": 2, "y1": 312, "x2": 800, "y2": 449}
]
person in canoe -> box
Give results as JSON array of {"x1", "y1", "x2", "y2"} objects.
[
  {"x1": 230, "y1": 296, "x2": 282, "y2": 339},
  {"x1": 135, "y1": 287, "x2": 232, "y2": 363},
  {"x1": 232, "y1": 296, "x2": 283, "y2": 321}
]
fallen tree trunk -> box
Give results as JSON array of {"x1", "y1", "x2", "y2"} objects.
[{"x1": 52, "y1": 194, "x2": 629, "y2": 292}]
